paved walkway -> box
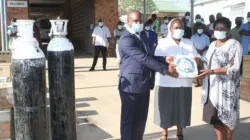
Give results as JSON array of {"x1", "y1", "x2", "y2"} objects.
[{"x1": 74, "y1": 57, "x2": 250, "y2": 140}]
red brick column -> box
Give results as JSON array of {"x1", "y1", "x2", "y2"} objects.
[
  {"x1": 0, "y1": 122, "x2": 10, "y2": 139},
  {"x1": 94, "y1": 0, "x2": 119, "y2": 57}
]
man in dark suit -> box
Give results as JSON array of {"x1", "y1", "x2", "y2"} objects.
[{"x1": 118, "y1": 10, "x2": 178, "y2": 140}]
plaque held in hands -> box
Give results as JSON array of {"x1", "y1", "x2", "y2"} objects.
[{"x1": 174, "y1": 55, "x2": 198, "y2": 78}]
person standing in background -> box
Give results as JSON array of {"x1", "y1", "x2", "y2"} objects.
[
  {"x1": 191, "y1": 23, "x2": 210, "y2": 87},
  {"x1": 147, "y1": 19, "x2": 154, "y2": 31},
  {"x1": 206, "y1": 15, "x2": 215, "y2": 40},
  {"x1": 195, "y1": 14, "x2": 202, "y2": 23},
  {"x1": 7, "y1": 18, "x2": 18, "y2": 51},
  {"x1": 201, "y1": 18, "x2": 205, "y2": 24},
  {"x1": 89, "y1": 19, "x2": 111, "y2": 71},
  {"x1": 114, "y1": 21, "x2": 125, "y2": 67},
  {"x1": 216, "y1": 12, "x2": 222, "y2": 20},
  {"x1": 182, "y1": 12, "x2": 192, "y2": 39},
  {"x1": 152, "y1": 14, "x2": 160, "y2": 32},
  {"x1": 141, "y1": 20, "x2": 158, "y2": 54},
  {"x1": 191, "y1": 23, "x2": 210, "y2": 57},
  {"x1": 230, "y1": 17, "x2": 242, "y2": 43},
  {"x1": 240, "y1": 12, "x2": 250, "y2": 55},
  {"x1": 160, "y1": 16, "x2": 169, "y2": 38}
]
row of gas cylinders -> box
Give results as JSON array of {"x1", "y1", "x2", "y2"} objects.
[{"x1": 10, "y1": 19, "x2": 76, "y2": 140}]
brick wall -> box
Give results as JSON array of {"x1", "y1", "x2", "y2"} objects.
[
  {"x1": 0, "y1": 122, "x2": 11, "y2": 139},
  {"x1": 69, "y1": 0, "x2": 94, "y2": 54},
  {"x1": 69, "y1": 0, "x2": 118, "y2": 55},
  {"x1": 94, "y1": 0, "x2": 119, "y2": 57},
  {"x1": 0, "y1": 0, "x2": 29, "y2": 49},
  {"x1": 0, "y1": 110, "x2": 12, "y2": 139},
  {"x1": 7, "y1": 0, "x2": 29, "y2": 24},
  {"x1": 94, "y1": 0, "x2": 118, "y2": 36}
]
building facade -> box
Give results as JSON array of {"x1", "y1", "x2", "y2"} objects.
[
  {"x1": 1, "y1": 0, "x2": 119, "y2": 54},
  {"x1": 194, "y1": 0, "x2": 250, "y2": 25}
]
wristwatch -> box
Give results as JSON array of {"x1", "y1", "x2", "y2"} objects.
[{"x1": 211, "y1": 70, "x2": 215, "y2": 74}]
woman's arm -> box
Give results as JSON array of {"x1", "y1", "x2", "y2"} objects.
[{"x1": 197, "y1": 41, "x2": 242, "y2": 79}]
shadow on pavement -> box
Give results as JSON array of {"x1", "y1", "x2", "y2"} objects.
[
  {"x1": 75, "y1": 68, "x2": 119, "y2": 72},
  {"x1": 75, "y1": 97, "x2": 98, "y2": 102},
  {"x1": 76, "y1": 103, "x2": 90, "y2": 108},
  {"x1": 74, "y1": 66, "x2": 118, "y2": 69},
  {"x1": 142, "y1": 117, "x2": 250, "y2": 140},
  {"x1": 76, "y1": 85, "x2": 117, "y2": 90},
  {"x1": 75, "y1": 97, "x2": 113, "y2": 140},
  {"x1": 77, "y1": 123, "x2": 113, "y2": 140}
]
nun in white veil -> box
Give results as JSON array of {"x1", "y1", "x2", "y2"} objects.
[{"x1": 153, "y1": 18, "x2": 200, "y2": 140}]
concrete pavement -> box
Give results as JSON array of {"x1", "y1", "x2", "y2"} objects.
[{"x1": 74, "y1": 57, "x2": 250, "y2": 140}]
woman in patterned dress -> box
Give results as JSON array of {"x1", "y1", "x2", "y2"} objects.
[{"x1": 197, "y1": 17, "x2": 242, "y2": 140}]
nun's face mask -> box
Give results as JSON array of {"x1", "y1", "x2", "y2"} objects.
[{"x1": 170, "y1": 21, "x2": 184, "y2": 40}]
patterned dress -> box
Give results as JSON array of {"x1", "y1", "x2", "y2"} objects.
[{"x1": 201, "y1": 39, "x2": 242, "y2": 130}]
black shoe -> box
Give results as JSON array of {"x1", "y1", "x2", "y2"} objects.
[
  {"x1": 89, "y1": 68, "x2": 95, "y2": 71},
  {"x1": 103, "y1": 68, "x2": 107, "y2": 71}
]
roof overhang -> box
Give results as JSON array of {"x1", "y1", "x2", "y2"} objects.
[
  {"x1": 194, "y1": 0, "x2": 223, "y2": 6},
  {"x1": 29, "y1": 0, "x2": 65, "y2": 5},
  {"x1": 222, "y1": 1, "x2": 245, "y2": 8}
]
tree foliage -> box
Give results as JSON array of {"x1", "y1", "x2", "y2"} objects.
[{"x1": 119, "y1": 0, "x2": 158, "y2": 16}]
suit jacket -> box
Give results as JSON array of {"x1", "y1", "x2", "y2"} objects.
[
  {"x1": 118, "y1": 30, "x2": 167, "y2": 94},
  {"x1": 141, "y1": 30, "x2": 158, "y2": 54}
]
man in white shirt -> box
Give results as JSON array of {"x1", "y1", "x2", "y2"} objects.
[
  {"x1": 191, "y1": 23, "x2": 210, "y2": 57},
  {"x1": 191, "y1": 22, "x2": 210, "y2": 87},
  {"x1": 90, "y1": 19, "x2": 111, "y2": 71},
  {"x1": 160, "y1": 16, "x2": 169, "y2": 38}
]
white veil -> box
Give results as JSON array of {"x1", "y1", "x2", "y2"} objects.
[{"x1": 155, "y1": 18, "x2": 179, "y2": 56}]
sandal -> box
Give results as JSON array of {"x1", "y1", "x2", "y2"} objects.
[
  {"x1": 177, "y1": 134, "x2": 184, "y2": 140},
  {"x1": 160, "y1": 134, "x2": 168, "y2": 140}
]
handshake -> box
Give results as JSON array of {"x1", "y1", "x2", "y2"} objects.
[{"x1": 164, "y1": 56, "x2": 201, "y2": 78}]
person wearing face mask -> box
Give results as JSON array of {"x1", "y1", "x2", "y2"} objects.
[
  {"x1": 195, "y1": 14, "x2": 202, "y2": 23},
  {"x1": 89, "y1": 19, "x2": 111, "y2": 71},
  {"x1": 7, "y1": 18, "x2": 18, "y2": 50},
  {"x1": 147, "y1": 19, "x2": 155, "y2": 31},
  {"x1": 206, "y1": 15, "x2": 215, "y2": 40},
  {"x1": 240, "y1": 12, "x2": 250, "y2": 55},
  {"x1": 160, "y1": 16, "x2": 169, "y2": 38},
  {"x1": 118, "y1": 10, "x2": 178, "y2": 140},
  {"x1": 191, "y1": 23, "x2": 210, "y2": 87},
  {"x1": 154, "y1": 18, "x2": 200, "y2": 140},
  {"x1": 141, "y1": 21, "x2": 158, "y2": 53},
  {"x1": 191, "y1": 23, "x2": 210, "y2": 57},
  {"x1": 230, "y1": 17, "x2": 242, "y2": 42},
  {"x1": 114, "y1": 21, "x2": 125, "y2": 67},
  {"x1": 182, "y1": 12, "x2": 192, "y2": 39},
  {"x1": 197, "y1": 17, "x2": 242, "y2": 140}
]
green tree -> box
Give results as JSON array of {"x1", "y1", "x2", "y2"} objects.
[{"x1": 119, "y1": 0, "x2": 158, "y2": 16}]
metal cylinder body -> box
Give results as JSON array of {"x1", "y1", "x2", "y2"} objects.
[
  {"x1": 47, "y1": 35, "x2": 76, "y2": 140},
  {"x1": 11, "y1": 20, "x2": 46, "y2": 140}
]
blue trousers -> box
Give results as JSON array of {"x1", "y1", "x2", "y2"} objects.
[{"x1": 119, "y1": 91, "x2": 150, "y2": 140}]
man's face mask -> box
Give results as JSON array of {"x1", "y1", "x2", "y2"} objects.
[
  {"x1": 99, "y1": 22, "x2": 104, "y2": 27},
  {"x1": 196, "y1": 19, "x2": 202, "y2": 23}
]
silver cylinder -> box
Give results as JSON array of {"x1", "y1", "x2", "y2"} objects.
[
  {"x1": 3, "y1": 0, "x2": 8, "y2": 51},
  {"x1": 0, "y1": 0, "x2": 6, "y2": 51}
]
